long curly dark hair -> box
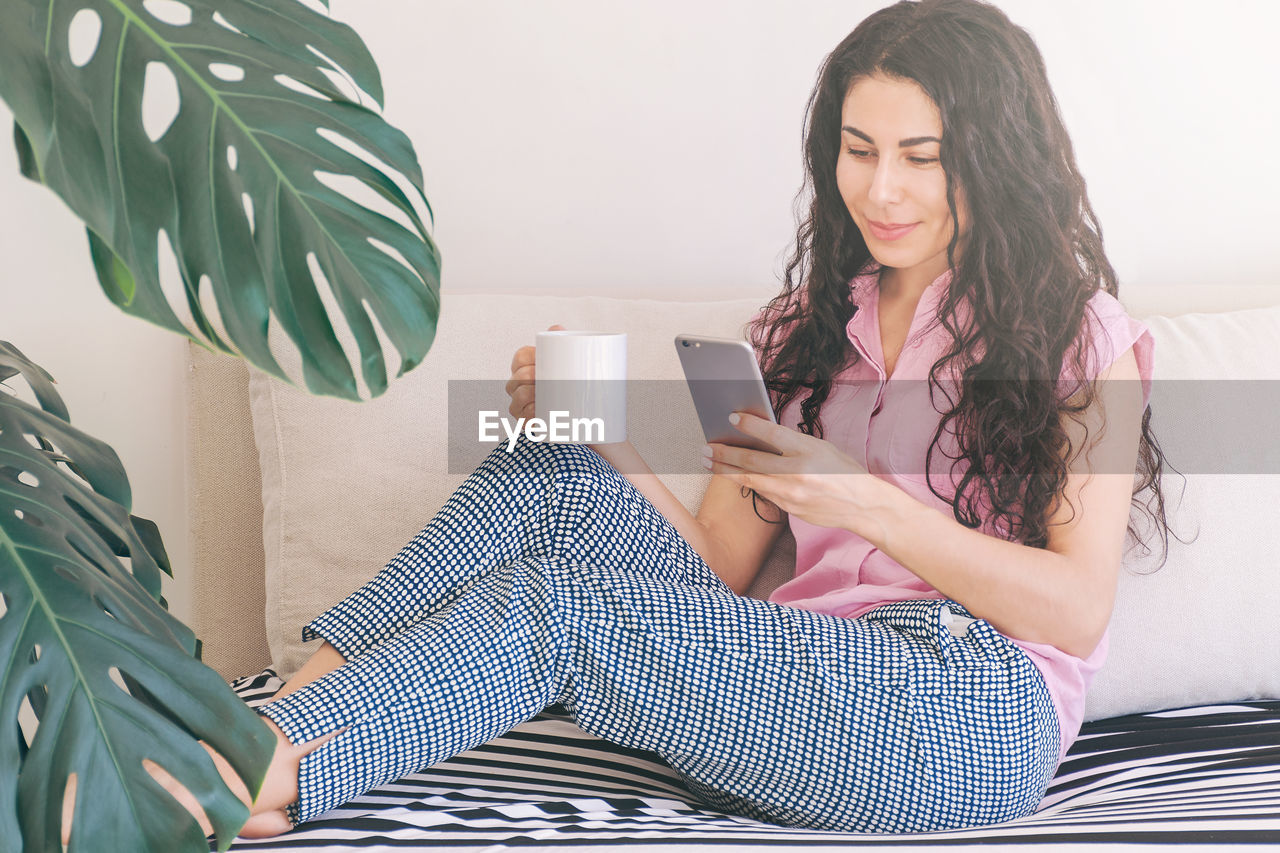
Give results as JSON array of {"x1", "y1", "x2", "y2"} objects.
[{"x1": 746, "y1": 0, "x2": 1173, "y2": 562}]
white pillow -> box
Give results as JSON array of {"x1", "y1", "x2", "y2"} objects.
[
  {"x1": 247, "y1": 289, "x2": 783, "y2": 678},
  {"x1": 1083, "y1": 303, "x2": 1280, "y2": 720}
]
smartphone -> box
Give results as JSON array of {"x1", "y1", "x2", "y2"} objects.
[{"x1": 675, "y1": 334, "x2": 782, "y2": 455}]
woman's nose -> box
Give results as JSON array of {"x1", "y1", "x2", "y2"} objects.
[{"x1": 868, "y1": 160, "x2": 905, "y2": 206}]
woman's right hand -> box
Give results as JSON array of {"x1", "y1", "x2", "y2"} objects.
[{"x1": 505, "y1": 324, "x2": 565, "y2": 420}]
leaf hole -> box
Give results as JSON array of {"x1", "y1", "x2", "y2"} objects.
[
  {"x1": 315, "y1": 65, "x2": 360, "y2": 105},
  {"x1": 307, "y1": 44, "x2": 374, "y2": 107},
  {"x1": 141, "y1": 61, "x2": 181, "y2": 142},
  {"x1": 61, "y1": 773, "x2": 77, "y2": 848},
  {"x1": 54, "y1": 456, "x2": 93, "y2": 491},
  {"x1": 305, "y1": 252, "x2": 375, "y2": 401},
  {"x1": 362, "y1": 296, "x2": 403, "y2": 380},
  {"x1": 142, "y1": 0, "x2": 192, "y2": 26},
  {"x1": 65, "y1": 525, "x2": 120, "y2": 578},
  {"x1": 67, "y1": 9, "x2": 102, "y2": 67},
  {"x1": 208, "y1": 62, "x2": 244, "y2": 82},
  {"x1": 264, "y1": 311, "x2": 307, "y2": 387},
  {"x1": 211, "y1": 11, "x2": 242, "y2": 35},
  {"x1": 273, "y1": 73, "x2": 330, "y2": 101},
  {"x1": 226, "y1": 145, "x2": 237, "y2": 171},
  {"x1": 30, "y1": 644, "x2": 41, "y2": 664},
  {"x1": 367, "y1": 237, "x2": 421, "y2": 283},
  {"x1": 317, "y1": 127, "x2": 434, "y2": 235},
  {"x1": 18, "y1": 694, "x2": 38, "y2": 748},
  {"x1": 241, "y1": 193, "x2": 255, "y2": 235},
  {"x1": 0, "y1": 593, "x2": 7, "y2": 618},
  {"x1": 95, "y1": 596, "x2": 119, "y2": 621},
  {"x1": 313, "y1": 170, "x2": 418, "y2": 237},
  {"x1": 16, "y1": 469, "x2": 39, "y2": 488},
  {"x1": 22, "y1": 431, "x2": 44, "y2": 450},
  {"x1": 1, "y1": 375, "x2": 43, "y2": 411},
  {"x1": 14, "y1": 507, "x2": 45, "y2": 528},
  {"x1": 141, "y1": 759, "x2": 214, "y2": 838},
  {"x1": 108, "y1": 666, "x2": 129, "y2": 693},
  {"x1": 196, "y1": 274, "x2": 239, "y2": 355},
  {"x1": 154, "y1": 228, "x2": 211, "y2": 348}
]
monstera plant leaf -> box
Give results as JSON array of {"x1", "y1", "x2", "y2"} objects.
[
  {"x1": 0, "y1": 0, "x2": 440, "y2": 400},
  {"x1": 0, "y1": 341, "x2": 277, "y2": 852}
]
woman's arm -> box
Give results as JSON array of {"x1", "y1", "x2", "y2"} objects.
[
  {"x1": 850, "y1": 347, "x2": 1145, "y2": 659},
  {"x1": 705, "y1": 346, "x2": 1145, "y2": 660}
]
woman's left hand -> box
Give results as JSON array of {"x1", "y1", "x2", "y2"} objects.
[{"x1": 701, "y1": 411, "x2": 884, "y2": 531}]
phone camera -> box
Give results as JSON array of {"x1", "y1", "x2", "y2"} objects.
[{"x1": 681, "y1": 340, "x2": 690, "y2": 347}]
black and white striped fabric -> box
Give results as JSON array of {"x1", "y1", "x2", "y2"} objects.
[{"x1": 226, "y1": 669, "x2": 1280, "y2": 850}]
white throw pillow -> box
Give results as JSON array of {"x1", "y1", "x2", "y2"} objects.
[{"x1": 1083, "y1": 303, "x2": 1280, "y2": 720}]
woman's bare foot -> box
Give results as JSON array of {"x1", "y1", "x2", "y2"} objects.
[
  {"x1": 61, "y1": 717, "x2": 345, "y2": 844},
  {"x1": 61, "y1": 642, "x2": 351, "y2": 845},
  {"x1": 61, "y1": 712, "x2": 345, "y2": 845},
  {"x1": 62, "y1": 645, "x2": 348, "y2": 845}
]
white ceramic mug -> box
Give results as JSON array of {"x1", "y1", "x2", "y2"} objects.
[{"x1": 535, "y1": 330, "x2": 627, "y2": 444}]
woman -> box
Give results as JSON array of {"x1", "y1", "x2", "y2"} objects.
[{"x1": 168, "y1": 0, "x2": 1172, "y2": 838}]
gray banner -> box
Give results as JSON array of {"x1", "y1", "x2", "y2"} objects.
[{"x1": 447, "y1": 379, "x2": 1280, "y2": 476}]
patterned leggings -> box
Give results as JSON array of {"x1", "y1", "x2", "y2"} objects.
[{"x1": 256, "y1": 434, "x2": 1060, "y2": 833}]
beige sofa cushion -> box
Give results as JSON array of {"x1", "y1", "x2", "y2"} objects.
[
  {"x1": 247, "y1": 290, "x2": 790, "y2": 679},
  {"x1": 186, "y1": 348, "x2": 271, "y2": 680}
]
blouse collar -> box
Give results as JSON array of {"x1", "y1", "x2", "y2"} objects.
[{"x1": 845, "y1": 261, "x2": 956, "y2": 371}]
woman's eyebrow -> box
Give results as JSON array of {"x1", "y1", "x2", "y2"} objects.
[{"x1": 842, "y1": 126, "x2": 940, "y2": 147}]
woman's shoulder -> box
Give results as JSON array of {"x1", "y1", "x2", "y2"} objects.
[
  {"x1": 1082, "y1": 288, "x2": 1134, "y2": 324},
  {"x1": 1069, "y1": 288, "x2": 1156, "y2": 395},
  {"x1": 1079, "y1": 289, "x2": 1149, "y2": 350}
]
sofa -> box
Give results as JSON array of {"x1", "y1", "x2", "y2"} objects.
[{"x1": 186, "y1": 287, "x2": 1280, "y2": 851}]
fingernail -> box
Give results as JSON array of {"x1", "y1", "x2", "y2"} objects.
[
  {"x1": 728, "y1": 413, "x2": 740, "y2": 425},
  {"x1": 701, "y1": 456, "x2": 712, "y2": 469},
  {"x1": 700, "y1": 445, "x2": 713, "y2": 457}
]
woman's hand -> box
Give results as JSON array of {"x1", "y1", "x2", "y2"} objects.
[
  {"x1": 505, "y1": 324, "x2": 565, "y2": 420},
  {"x1": 701, "y1": 411, "x2": 888, "y2": 533}
]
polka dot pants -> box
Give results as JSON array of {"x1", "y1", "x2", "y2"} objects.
[{"x1": 255, "y1": 433, "x2": 1060, "y2": 833}]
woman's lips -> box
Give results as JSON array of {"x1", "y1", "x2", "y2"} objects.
[{"x1": 866, "y1": 220, "x2": 919, "y2": 241}]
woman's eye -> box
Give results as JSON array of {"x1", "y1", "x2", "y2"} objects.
[
  {"x1": 909, "y1": 157, "x2": 938, "y2": 165},
  {"x1": 846, "y1": 147, "x2": 873, "y2": 159}
]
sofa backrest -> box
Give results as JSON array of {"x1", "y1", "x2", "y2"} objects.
[{"x1": 187, "y1": 289, "x2": 1280, "y2": 722}]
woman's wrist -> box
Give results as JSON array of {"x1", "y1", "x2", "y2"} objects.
[{"x1": 844, "y1": 474, "x2": 922, "y2": 549}]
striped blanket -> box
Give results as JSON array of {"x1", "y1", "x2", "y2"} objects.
[{"x1": 227, "y1": 670, "x2": 1280, "y2": 851}]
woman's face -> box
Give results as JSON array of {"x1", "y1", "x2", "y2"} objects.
[{"x1": 836, "y1": 73, "x2": 968, "y2": 289}]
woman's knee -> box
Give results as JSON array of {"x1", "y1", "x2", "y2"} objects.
[{"x1": 501, "y1": 433, "x2": 614, "y2": 488}]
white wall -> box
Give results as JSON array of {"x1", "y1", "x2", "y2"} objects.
[{"x1": 1, "y1": 0, "x2": 1277, "y2": 625}]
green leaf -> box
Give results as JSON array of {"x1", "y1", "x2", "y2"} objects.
[
  {"x1": 0, "y1": 341, "x2": 276, "y2": 852},
  {"x1": 13, "y1": 121, "x2": 39, "y2": 182},
  {"x1": 0, "y1": 0, "x2": 441, "y2": 400}
]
